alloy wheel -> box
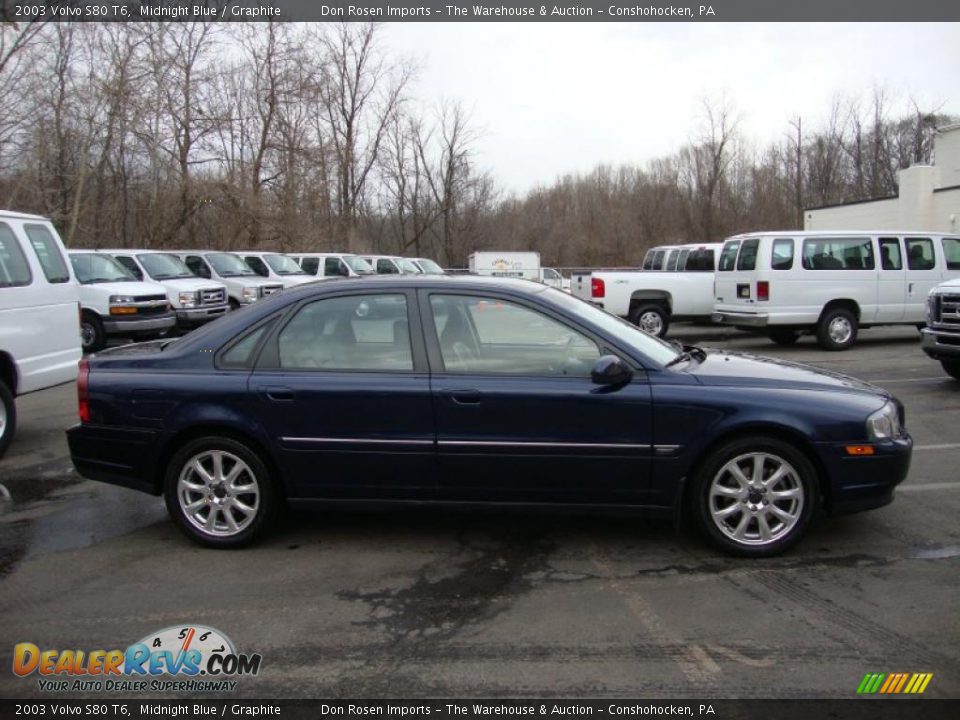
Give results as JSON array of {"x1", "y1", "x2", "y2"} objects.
[{"x1": 177, "y1": 450, "x2": 260, "y2": 537}]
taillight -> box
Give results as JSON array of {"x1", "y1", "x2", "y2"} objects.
[
  {"x1": 757, "y1": 281, "x2": 769, "y2": 301},
  {"x1": 591, "y1": 277, "x2": 605, "y2": 298},
  {"x1": 77, "y1": 358, "x2": 90, "y2": 423}
]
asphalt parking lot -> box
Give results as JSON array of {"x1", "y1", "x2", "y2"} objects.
[{"x1": 0, "y1": 325, "x2": 957, "y2": 699}]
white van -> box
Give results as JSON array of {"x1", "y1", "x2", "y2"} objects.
[
  {"x1": 361, "y1": 255, "x2": 423, "y2": 275},
  {"x1": 172, "y1": 251, "x2": 284, "y2": 308},
  {"x1": 712, "y1": 231, "x2": 960, "y2": 350},
  {"x1": 292, "y1": 252, "x2": 376, "y2": 278},
  {"x1": 101, "y1": 250, "x2": 229, "y2": 330},
  {"x1": 0, "y1": 211, "x2": 81, "y2": 458},
  {"x1": 68, "y1": 251, "x2": 177, "y2": 352},
  {"x1": 238, "y1": 251, "x2": 315, "y2": 288}
]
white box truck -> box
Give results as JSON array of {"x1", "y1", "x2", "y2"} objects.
[{"x1": 468, "y1": 251, "x2": 567, "y2": 290}]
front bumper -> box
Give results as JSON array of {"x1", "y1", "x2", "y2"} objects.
[
  {"x1": 102, "y1": 313, "x2": 176, "y2": 335},
  {"x1": 175, "y1": 304, "x2": 230, "y2": 327},
  {"x1": 67, "y1": 423, "x2": 162, "y2": 495},
  {"x1": 921, "y1": 327, "x2": 960, "y2": 360},
  {"x1": 816, "y1": 436, "x2": 913, "y2": 515},
  {"x1": 712, "y1": 311, "x2": 769, "y2": 327}
]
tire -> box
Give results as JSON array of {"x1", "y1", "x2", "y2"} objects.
[
  {"x1": 229, "y1": 298, "x2": 241, "y2": 311},
  {"x1": 630, "y1": 303, "x2": 670, "y2": 338},
  {"x1": 0, "y1": 380, "x2": 15, "y2": 460},
  {"x1": 163, "y1": 436, "x2": 278, "y2": 548},
  {"x1": 690, "y1": 435, "x2": 818, "y2": 557},
  {"x1": 941, "y1": 359, "x2": 960, "y2": 380},
  {"x1": 768, "y1": 329, "x2": 800, "y2": 346},
  {"x1": 80, "y1": 312, "x2": 106, "y2": 353},
  {"x1": 816, "y1": 307, "x2": 858, "y2": 351}
]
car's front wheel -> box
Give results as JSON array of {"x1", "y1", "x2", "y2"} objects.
[
  {"x1": 691, "y1": 436, "x2": 817, "y2": 557},
  {"x1": 164, "y1": 436, "x2": 277, "y2": 548},
  {"x1": 941, "y1": 359, "x2": 960, "y2": 380}
]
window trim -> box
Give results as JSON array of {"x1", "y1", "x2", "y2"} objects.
[
  {"x1": 23, "y1": 223, "x2": 70, "y2": 284},
  {"x1": 254, "y1": 288, "x2": 428, "y2": 374},
  {"x1": 418, "y1": 288, "x2": 639, "y2": 380},
  {"x1": 0, "y1": 222, "x2": 34, "y2": 288}
]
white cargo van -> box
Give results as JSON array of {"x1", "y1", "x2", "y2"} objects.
[
  {"x1": 408, "y1": 257, "x2": 446, "y2": 275},
  {"x1": 292, "y1": 252, "x2": 376, "y2": 278},
  {"x1": 0, "y1": 211, "x2": 81, "y2": 458},
  {"x1": 102, "y1": 250, "x2": 229, "y2": 330},
  {"x1": 712, "y1": 231, "x2": 960, "y2": 350},
  {"x1": 238, "y1": 251, "x2": 316, "y2": 288},
  {"x1": 68, "y1": 251, "x2": 177, "y2": 352},
  {"x1": 172, "y1": 251, "x2": 283, "y2": 308}
]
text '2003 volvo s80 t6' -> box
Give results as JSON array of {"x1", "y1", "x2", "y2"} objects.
[{"x1": 67, "y1": 276, "x2": 912, "y2": 556}]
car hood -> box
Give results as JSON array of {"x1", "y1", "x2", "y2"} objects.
[
  {"x1": 684, "y1": 350, "x2": 889, "y2": 397},
  {"x1": 154, "y1": 278, "x2": 224, "y2": 292},
  {"x1": 81, "y1": 280, "x2": 167, "y2": 296}
]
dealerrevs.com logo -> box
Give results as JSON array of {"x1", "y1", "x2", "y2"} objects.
[{"x1": 13, "y1": 625, "x2": 262, "y2": 693}]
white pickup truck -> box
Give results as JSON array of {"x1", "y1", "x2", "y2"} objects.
[{"x1": 573, "y1": 243, "x2": 722, "y2": 337}]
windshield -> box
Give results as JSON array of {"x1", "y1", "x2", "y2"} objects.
[
  {"x1": 207, "y1": 252, "x2": 256, "y2": 277},
  {"x1": 345, "y1": 256, "x2": 376, "y2": 274},
  {"x1": 70, "y1": 253, "x2": 136, "y2": 284},
  {"x1": 399, "y1": 259, "x2": 422, "y2": 274},
  {"x1": 543, "y1": 287, "x2": 680, "y2": 366},
  {"x1": 416, "y1": 258, "x2": 445, "y2": 274},
  {"x1": 264, "y1": 253, "x2": 305, "y2": 275},
  {"x1": 138, "y1": 253, "x2": 194, "y2": 280}
]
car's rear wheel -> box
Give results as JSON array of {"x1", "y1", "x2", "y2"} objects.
[
  {"x1": 691, "y1": 436, "x2": 817, "y2": 557},
  {"x1": 768, "y1": 329, "x2": 800, "y2": 346},
  {"x1": 164, "y1": 436, "x2": 277, "y2": 548},
  {"x1": 816, "y1": 307, "x2": 857, "y2": 351},
  {"x1": 941, "y1": 359, "x2": 960, "y2": 380},
  {"x1": 631, "y1": 303, "x2": 670, "y2": 338},
  {"x1": 0, "y1": 380, "x2": 15, "y2": 460}
]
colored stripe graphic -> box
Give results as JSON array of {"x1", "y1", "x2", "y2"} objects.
[{"x1": 857, "y1": 672, "x2": 933, "y2": 694}]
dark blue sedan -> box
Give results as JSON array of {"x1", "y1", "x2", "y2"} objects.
[{"x1": 67, "y1": 276, "x2": 911, "y2": 556}]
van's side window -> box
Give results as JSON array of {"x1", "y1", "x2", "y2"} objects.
[
  {"x1": 879, "y1": 238, "x2": 903, "y2": 270},
  {"x1": 736, "y1": 239, "x2": 759, "y2": 271},
  {"x1": 718, "y1": 241, "x2": 740, "y2": 271},
  {"x1": 771, "y1": 239, "x2": 794, "y2": 270},
  {"x1": 185, "y1": 256, "x2": 211, "y2": 278},
  {"x1": 325, "y1": 257, "x2": 343, "y2": 276},
  {"x1": 300, "y1": 257, "x2": 319, "y2": 275},
  {"x1": 0, "y1": 223, "x2": 32, "y2": 288},
  {"x1": 942, "y1": 238, "x2": 960, "y2": 270},
  {"x1": 676, "y1": 249, "x2": 690, "y2": 270},
  {"x1": 666, "y1": 249, "x2": 681, "y2": 271},
  {"x1": 802, "y1": 237, "x2": 874, "y2": 270},
  {"x1": 23, "y1": 224, "x2": 70, "y2": 283},
  {"x1": 114, "y1": 255, "x2": 143, "y2": 280},
  {"x1": 906, "y1": 238, "x2": 935, "y2": 271}
]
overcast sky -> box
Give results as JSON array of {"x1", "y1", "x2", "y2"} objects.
[{"x1": 383, "y1": 22, "x2": 959, "y2": 194}]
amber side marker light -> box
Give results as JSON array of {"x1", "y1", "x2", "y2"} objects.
[{"x1": 845, "y1": 445, "x2": 875, "y2": 456}]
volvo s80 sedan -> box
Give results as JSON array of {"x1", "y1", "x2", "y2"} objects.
[{"x1": 67, "y1": 276, "x2": 911, "y2": 556}]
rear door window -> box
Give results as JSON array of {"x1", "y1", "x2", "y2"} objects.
[
  {"x1": 736, "y1": 239, "x2": 760, "y2": 271},
  {"x1": 771, "y1": 239, "x2": 794, "y2": 270},
  {"x1": 718, "y1": 240, "x2": 740, "y2": 271},
  {"x1": 0, "y1": 223, "x2": 32, "y2": 287},
  {"x1": 24, "y1": 224, "x2": 70, "y2": 283},
  {"x1": 906, "y1": 238, "x2": 935, "y2": 270}
]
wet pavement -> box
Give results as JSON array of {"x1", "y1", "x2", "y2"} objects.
[{"x1": 0, "y1": 325, "x2": 957, "y2": 698}]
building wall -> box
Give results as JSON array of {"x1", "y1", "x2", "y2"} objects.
[{"x1": 805, "y1": 124, "x2": 960, "y2": 234}]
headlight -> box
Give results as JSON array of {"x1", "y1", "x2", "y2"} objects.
[
  {"x1": 241, "y1": 286, "x2": 259, "y2": 302},
  {"x1": 178, "y1": 291, "x2": 199, "y2": 308},
  {"x1": 109, "y1": 295, "x2": 136, "y2": 304},
  {"x1": 866, "y1": 400, "x2": 903, "y2": 441}
]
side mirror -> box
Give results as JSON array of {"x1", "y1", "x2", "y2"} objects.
[{"x1": 591, "y1": 355, "x2": 633, "y2": 386}]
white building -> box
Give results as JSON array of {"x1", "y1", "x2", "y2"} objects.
[{"x1": 805, "y1": 123, "x2": 960, "y2": 234}]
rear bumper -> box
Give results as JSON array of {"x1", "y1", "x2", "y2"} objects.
[
  {"x1": 67, "y1": 423, "x2": 161, "y2": 495},
  {"x1": 712, "y1": 311, "x2": 769, "y2": 327},
  {"x1": 921, "y1": 327, "x2": 960, "y2": 360},
  {"x1": 176, "y1": 304, "x2": 230, "y2": 327},
  {"x1": 816, "y1": 436, "x2": 912, "y2": 515},
  {"x1": 102, "y1": 314, "x2": 176, "y2": 335}
]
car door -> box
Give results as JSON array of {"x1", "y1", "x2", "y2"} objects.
[
  {"x1": 421, "y1": 290, "x2": 653, "y2": 503},
  {"x1": 904, "y1": 237, "x2": 940, "y2": 322},
  {"x1": 249, "y1": 289, "x2": 436, "y2": 499}
]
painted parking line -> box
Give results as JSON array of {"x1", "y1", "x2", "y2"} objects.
[
  {"x1": 913, "y1": 443, "x2": 960, "y2": 451},
  {"x1": 898, "y1": 482, "x2": 960, "y2": 492}
]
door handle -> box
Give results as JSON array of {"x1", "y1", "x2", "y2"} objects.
[
  {"x1": 908, "y1": 282, "x2": 914, "y2": 294},
  {"x1": 448, "y1": 390, "x2": 482, "y2": 405},
  {"x1": 260, "y1": 386, "x2": 295, "y2": 402}
]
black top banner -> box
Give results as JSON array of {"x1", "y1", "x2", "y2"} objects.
[{"x1": 4, "y1": 0, "x2": 960, "y2": 22}]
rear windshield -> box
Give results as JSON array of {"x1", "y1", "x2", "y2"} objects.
[
  {"x1": 684, "y1": 248, "x2": 715, "y2": 272},
  {"x1": 942, "y1": 238, "x2": 960, "y2": 270},
  {"x1": 718, "y1": 240, "x2": 741, "y2": 271},
  {"x1": 736, "y1": 239, "x2": 760, "y2": 271}
]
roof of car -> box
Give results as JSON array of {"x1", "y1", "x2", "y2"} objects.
[
  {"x1": 97, "y1": 248, "x2": 175, "y2": 255},
  {"x1": 0, "y1": 209, "x2": 48, "y2": 221},
  {"x1": 278, "y1": 273, "x2": 549, "y2": 298}
]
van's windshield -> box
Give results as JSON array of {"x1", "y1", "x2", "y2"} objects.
[{"x1": 70, "y1": 253, "x2": 136, "y2": 284}]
